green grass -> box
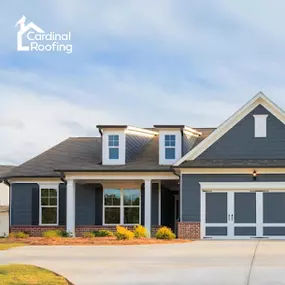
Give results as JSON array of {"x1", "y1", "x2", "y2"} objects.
[
  {"x1": 0, "y1": 243, "x2": 26, "y2": 251},
  {"x1": 0, "y1": 264, "x2": 70, "y2": 285}
]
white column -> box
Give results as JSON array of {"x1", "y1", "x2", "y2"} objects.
[
  {"x1": 66, "y1": 180, "x2": 75, "y2": 237},
  {"x1": 144, "y1": 179, "x2": 151, "y2": 237}
]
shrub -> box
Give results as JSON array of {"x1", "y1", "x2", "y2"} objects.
[
  {"x1": 93, "y1": 230, "x2": 113, "y2": 237},
  {"x1": 10, "y1": 232, "x2": 29, "y2": 238},
  {"x1": 61, "y1": 231, "x2": 72, "y2": 238},
  {"x1": 42, "y1": 230, "x2": 62, "y2": 238},
  {"x1": 133, "y1": 225, "x2": 148, "y2": 238},
  {"x1": 83, "y1": 232, "x2": 95, "y2": 238},
  {"x1": 155, "y1": 227, "x2": 176, "y2": 240},
  {"x1": 115, "y1": 226, "x2": 134, "y2": 240}
]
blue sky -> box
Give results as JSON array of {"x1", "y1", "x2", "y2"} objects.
[{"x1": 1, "y1": 0, "x2": 285, "y2": 164}]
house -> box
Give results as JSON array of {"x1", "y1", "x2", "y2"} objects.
[
  {"x1": 0, "y1": 165, "x2": 14, "y2": 236},
  {"x1": 3, "y1": 92, "x2": 285, "y2": 239}
]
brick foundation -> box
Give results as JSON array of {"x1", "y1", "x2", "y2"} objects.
[
  {"x1": 11, "y1": 226, "x2": 66, "y2": 237},
  {"x1": 177, "y1": 222, "x2": 200, "y2": 239},
  {"x1": 11, "y1": 225, "x2": 162, "y2": 237}
]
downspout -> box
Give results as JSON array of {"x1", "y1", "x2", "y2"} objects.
[{"x1": 60, "y1": 172, "x2": 67, "y2": 185}]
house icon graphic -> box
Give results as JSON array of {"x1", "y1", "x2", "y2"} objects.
[{"x1": 15, "y1": 15, "x2": 44, "y2": 51}]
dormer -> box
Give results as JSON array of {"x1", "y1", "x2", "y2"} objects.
[
  {"x1": 97, "y1": 125, "x2": 158, "y2": 165},
  {"x1": 154, "y1": 125, "x2": 201, "y2": 165}
]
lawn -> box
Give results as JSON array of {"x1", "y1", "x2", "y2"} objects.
[
  {"x1": 0, "y1": 264, "x2": 70, "y2": 285},
  {"x1": 0, "y1": 243, "x2": 25, "y2": 251}
]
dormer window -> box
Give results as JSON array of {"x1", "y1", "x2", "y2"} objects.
[
  {"x1": 108, "y1": 135, "x2": 119, "y2": 159},
  {"x1": 165, "y1": 135, "x2": 176, "y2": 159}
]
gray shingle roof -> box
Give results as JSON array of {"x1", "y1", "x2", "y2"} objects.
[
  {"x1": 1, "y1": 127, "x2": 215, "y2": 179},
  {"x1": 179, "y1": 159, "x2": 285, "y2": 168}
]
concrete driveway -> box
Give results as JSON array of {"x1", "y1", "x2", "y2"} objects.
[{"x1": 1, "y1": 240, "x2": 285, "y2": 285}]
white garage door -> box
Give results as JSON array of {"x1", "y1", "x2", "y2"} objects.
[{"x1": 201, "y1": 190, "x2": 285, "y2": 239}]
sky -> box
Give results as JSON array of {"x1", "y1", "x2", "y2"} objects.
[{"x1": 1, "y1": 0, "x2": 285, "y2": 165}]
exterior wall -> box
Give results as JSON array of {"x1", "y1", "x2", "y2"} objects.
[
  {"x1": 0, "y1": 182, "x2": 9, "y2": 205},
  {"x1": 11, "y1": 183, "x2": 38, "y2": 225},
  {"x1": 11, "y1": 181, "x2": 160, "y2": 236},
  {"x1": 125, "y1": 134, "x2": 152, "y2": 162},
  {"x1": 181, "y1": 173, "x2": 285, "y2": 239},
  {"x1": 0, "y1": 212, "x2": 9, "y2": 237},
  {"x1": 182, "y1": 133, "x2": 197, "y2": 156},
  {"x1": 182, "y1": 173, "x2": 285, "y2": 223},
  {"x1": 198, "y1": 105, "x2": 285, "y2": 160}
]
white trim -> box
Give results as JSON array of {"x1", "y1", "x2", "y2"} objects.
[
  {"x1": 126, "y1": 126, "x2": 158, "y2": 136},
  {"x1": 158, "y1": 181, "x2": 161, "y2": 225},
  {"x1": 144, "y1": 179, "x2": 151, "y2": 237},
  {"x1": 175, "y1": 92, "x2": 285, "y2": 165},
  {"x1": 65, "y1": 172, "x2": 178, "y2": 181},
  {"x1": 103, "y1": 187, "x2": 141, "y2": 226},
  {"x1": 66, "y1": 180, "x2": 75, "y2": 236},
  {"x1": 39, "y1": 183, "x2": 59, "y2": 226},
  {"x1": 200, "y1": 182, "x2": 285, "y2": 191},
  {"x1": 180, "y1": 174, "x2": 183, "y2": 222},
  {"x1": 253, "y1": 114, "x2": 268, "y2": 137},
  {"x1": 180, "y1": 168, "x2": 285, "y2": 174}
]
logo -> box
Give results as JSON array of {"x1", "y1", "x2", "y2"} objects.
[{"x1": 15, "y1": 15, "x2": 72, "y2": 54}]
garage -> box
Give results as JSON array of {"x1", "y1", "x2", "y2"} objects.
[{"x1": 201, "y1": 182, "x2": 285, "y2": 239}]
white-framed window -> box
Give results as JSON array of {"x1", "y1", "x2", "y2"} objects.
[
  {"x1": 103, "y1": 188, "x2": 140, "y2": 225},
  {"x1": 108, "y1": 135, "x2": 119, "y2": 159},
  {"x1": 253, "y1": 114, "x2": 268, "y2": 138},
  {"x1": 40, "y1": 186, "x2": 58, "y2": 225},
  {"x1": 165, "y1": 134, "x2": 176, "y2": 159}
]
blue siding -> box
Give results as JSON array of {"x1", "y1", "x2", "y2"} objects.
[
  {"x1": 76, "y1": 183, "x2": 96, "y2": 226},
  {"x1": 126, "y1": 134, "x2": 152, "y2": 162},
  {"x1": 198, "y1": 105, "x2": 285, "y2": 159},
  {"x1": 182, "y1": 174, "x2": 285, "y2": 222},
  {"x1": 182, "y1": 134, "x2": 197, "y2": 155},
  {"x1": 11, "y1": 183, "x2": 38, "y2": 225}
]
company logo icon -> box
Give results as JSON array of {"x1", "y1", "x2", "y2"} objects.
[
  {"x1": 15, "y1": 15, "x2": 72, "y2": 54},
  {"x1": 15, "y1": 15, "x2": 44, "y2": 51}
]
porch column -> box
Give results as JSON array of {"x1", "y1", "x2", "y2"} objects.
[
  {"x1": 144, "y1": 179, "x2": 151, "y2": 237},
  {"x1": 66, "y1": 179, "x2": 75, "y2": 237}
]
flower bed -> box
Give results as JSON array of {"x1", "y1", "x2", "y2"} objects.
[{"x1": 6, "y1": 237, "x2": 190, "y2": 246}]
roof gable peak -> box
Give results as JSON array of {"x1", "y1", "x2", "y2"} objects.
[{"x1": 175, "y1": 92, "x2": 285, "y2": 165}]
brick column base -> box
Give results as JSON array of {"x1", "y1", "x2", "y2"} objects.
[{"x1": 177, "y1": 222, "x2": 200, "y2": 239}]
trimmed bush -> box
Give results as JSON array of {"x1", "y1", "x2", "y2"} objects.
[
  {"x1": 133, "y1": 225, "x2": 148, "y2": 238},
  {"x1": 155, "y1": 227, "x2": 176, "y2": 240},
  {"x1": 61, "y1": 231, "x2": 72, "y2": 238},
  {"x1": 83, "y1": 232, "x2": 95, "y2": 238},
  {"x1": 42, "y1": 230, "x2": 62, "y2": 238},
  {"x1": 115, "y1": 226, "x2": 134, "y2": 240},
  {"x1": 93, "y1": 230, "x2": 113, "y2": 237},
  {"x1": 10, "y1": 232, "x2": 29, "y2": 239}
]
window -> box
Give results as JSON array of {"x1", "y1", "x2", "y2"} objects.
[
  {"x1": 104, "y1": 188, "x2": 140, "y2": 225},
  {"x1": 165, "y1": 134, "x2": 176, "y2": 159},
  {"x1": 108, "y1": 135, "x2": 119, "y2": 159},
  {"x1": 40, "y1": 188, "x2": 58, "y2": 225}
]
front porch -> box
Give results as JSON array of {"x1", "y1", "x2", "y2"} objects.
[{"x1": 65, "y1": 173, "x2": 179, "y2": 237}]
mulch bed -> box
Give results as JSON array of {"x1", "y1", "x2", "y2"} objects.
[{"x1": 5, "y1": 237, "x2": 190, "y2": 246}]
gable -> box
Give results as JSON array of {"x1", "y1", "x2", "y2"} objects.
[{"x1": 197, "y1": 104, "x2": 285, "y2": 160}]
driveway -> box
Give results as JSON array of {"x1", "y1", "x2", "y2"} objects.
[{"x1": 1, "y1": 240, "x2": 285, "y2": 285}]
